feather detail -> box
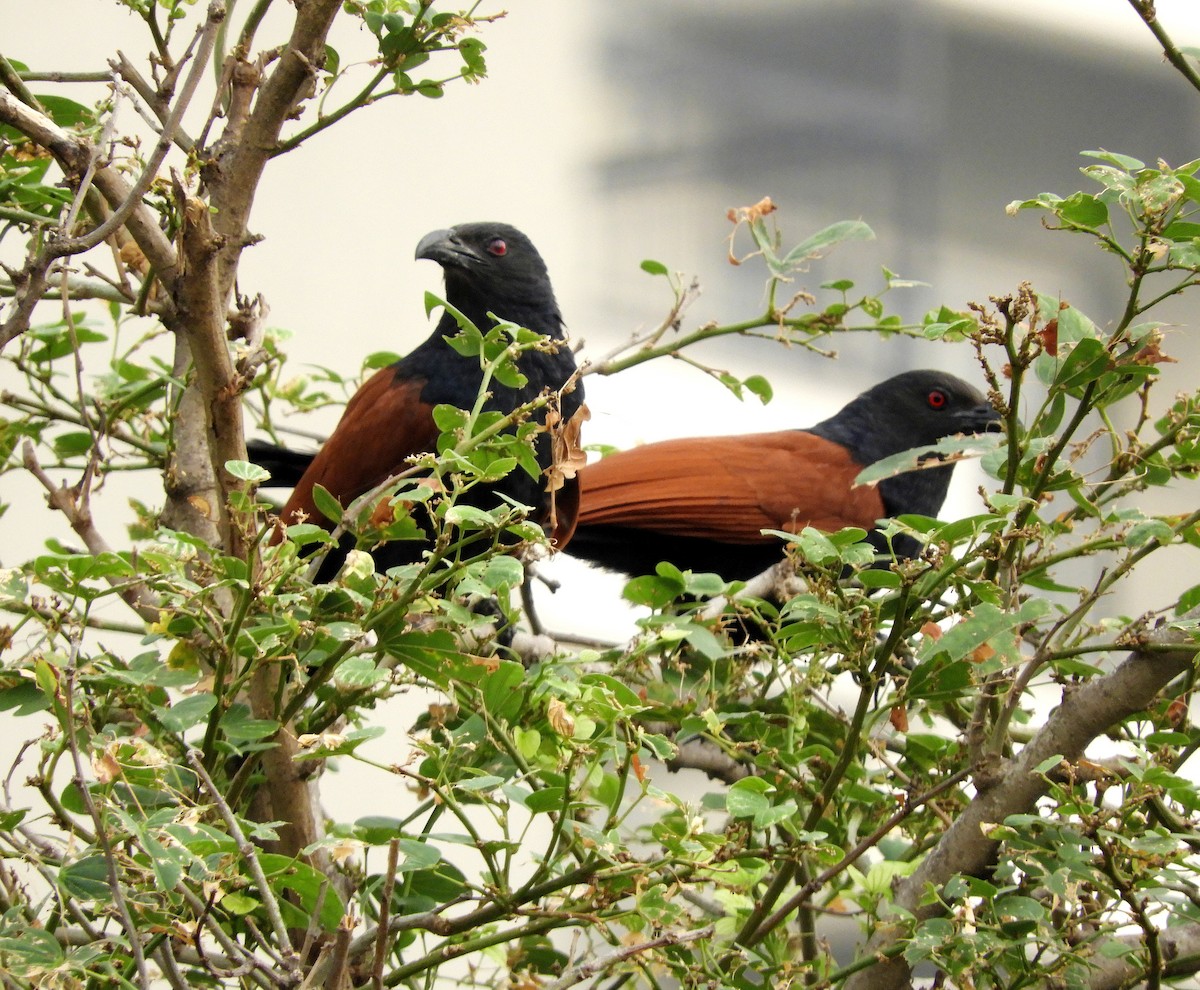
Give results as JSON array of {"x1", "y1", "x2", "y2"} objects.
[
  {"x1": 280, "y1": 372, "x2": 436, "y2": 528},
  {"x1": 577, "y1": 430, "x2": 886, "y2": 544}
]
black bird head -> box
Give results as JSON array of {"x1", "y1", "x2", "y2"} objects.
[
  {"x1": 813, "y1": 370, "x2": 1000, "y2": 464},
  {"x1": 415, "y1": 222, "x2": 563, "y2": 337},
  {"x1": 811, "y1": 369, "x2": 1002, "y2": 520}
]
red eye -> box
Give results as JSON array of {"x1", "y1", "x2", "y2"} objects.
[
  {"x1": 487, "y1": 238, "x2": 507, "y2": 257},
  {"x1": 927, "y1": 389, "x2": 948, "y2": 410}
]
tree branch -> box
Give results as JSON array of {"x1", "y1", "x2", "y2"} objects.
[
  {"x1": 845, "y1": 619, "x2": 1198, "y2": 990},
  {"x1": 206, "y1": 0, "x2": 342, "y2": 303},
  {"x1": 1126, "y1": 0, "x2": 1200, "y2": 95},
  {"x1": 187, "y1": 749, "x2": 304, "y2": 976},
  {"x1": 168, "y1": 183, "x2": 250, "y2": 557}
]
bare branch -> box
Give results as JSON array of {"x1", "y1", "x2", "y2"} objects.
[
  {"x1": 168, "y1": 181, "x2": 250, "y2": 556},
  {"x1": 110, "y1": 50, "x2": 196, "y2": 152},
  {"x1": 1085, "y1": 921, "x2": 1200, "y2": 989},
  {"x1": 371, "y1": 840, "x2": 400, "y2": 990},
  {"x1": 206, "y1": 0, "x2": 342, "y2": 301}
]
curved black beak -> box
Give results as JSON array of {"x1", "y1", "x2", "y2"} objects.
[
  {"x1": 956, "y1": 401, "x2": 1004, "y2": 435},
  {"x1": 415, "y1": 227, "x2": 482, "y2": 268}
]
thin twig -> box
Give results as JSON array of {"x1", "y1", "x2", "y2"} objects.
[
  {"x1": 544, "y1": 926, "x2": 715, "y2": 990},
  {"x1": 21, "y1": 441, "x2": 160, "y2": 621},
  {"x1": 61, "y1": 641, "x2": 152, "y2": 987},
  {"x1": 186, "y1": 749, "x2": 304, "y2": 977},
  {"x1": 372, "y1": 839, "x2": 401, "y2": 990},
  {"x1": 1125, "y1": 0, "x2": 1200, "y2": 94}
]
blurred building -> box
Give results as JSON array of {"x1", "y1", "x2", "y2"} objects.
[{"x1": 589, "y1": 0, "x2": 1199, "y2": 341}]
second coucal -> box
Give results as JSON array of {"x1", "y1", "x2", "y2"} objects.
[{"x1": 566, "y1": 369, "x2": 1000, "y2": 580}]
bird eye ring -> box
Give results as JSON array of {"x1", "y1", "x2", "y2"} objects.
[
  {"x1": 927, "y1": 389, "x2": 948, "y2": 409},
  {"x1": 487, "y1": 238, "x2": 508, "y2": 257}
]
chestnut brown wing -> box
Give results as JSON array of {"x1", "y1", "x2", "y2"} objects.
[
  {"x1": 281, "y1": 370, "x2": 438, "y2": 528},
  {"x1": 576, "y1": 430, "x2": 887, "y2": 544}
]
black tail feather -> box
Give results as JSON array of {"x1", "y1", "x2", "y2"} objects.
[{"x1": 246, "y1": 438, "x2": 317, "y2": 488}]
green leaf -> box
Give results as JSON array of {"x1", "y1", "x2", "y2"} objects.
[
  {"x1": 260, "y1": 854, "x2": 345, "y2": 931},
  {"x1": 1058, "y1": 192, "x2": 1108, "y2": 228},
  {"x1": 1081, "y1": 149, "x2": 1145, "y2": 170},
  {"x1": 322, "y1": 44, "x2": 340, "y2": 76},
  {"x1": 624, "y1": 572, "x2": 686, "y2": 608},
  {"x1": 456, "y1": 774, "x2": 506, "y2": 794},
  {"x1": 220, "y1": 706, "x2": 279, "y2": 743},
  {"x1": 226, "y1": 459, "x2": 271, "y2": 483},
  {"x1": 221, "y1": 892, "x2": 259, "y2": 915},
  {"x1": 481, "y1": 661, "x2": 525, "y2": 720},
  {"x1": 59, "y1": 856, "x2": 111, "y2": 900},
  {"x1": 781, "y1": 220, "x2": 874, "y2": 268},
  {"x1": 37, "y1": 95, "x2": 95, "y2": 130},
  {"x1": 1162, "y1": 220, "x2": 1200, "y2": 241},
  {"x1": 284, "y1": 522, "x2": 334, "y2": 547},
  {"x1": 362, "y1": 350, "x2": 402, "y2": 370},
  {"x1": 854, "y1": 433, "x2": 1004, "y2": 486},
  {"x1": 444, "y1": 504, "x2": 499, "y2": 529},
  {"x1": 905, "y1": 658, "x2": 973, "y2": 702},
  {"x1": 996, "y1": 895, "x2": 1047, "y2": 923},
  {"x1": 742, "y1": 374, "x2": 773, "y2": 404},
  {"x1": 433, "y1": 404, "x2": 470, "y2": 433},
  {"x1": 481, "y1": 554, "x2": 523, "y2": 591},
  {"x1": 396, "y1": 839, "x2": 442, "y2": 872},
  {"x1": 1052, "y1": 337, "x2": 1113, "y2": 391},
  {"x1": 1125, "y1": 519, "x2": 1174, "y2": 547},
  {"x1": 310, "y1": 483, "x2": 344, "y2": 524},
  {"x1": 640, "y1": 259, "x2": 668, "y2": 276},
  {"x1": 0, "y1": 928, "x2": 63, "y2": 970},
  {"x1": 157, "y1": 693, "x2": 217, "y2": 734},
  {"x1": 458, "y1": 37, "x2": 488, "y2": 78},
  {"x1": 0, "y1": 682, "x2": 50, "y2": 717},
  {"x1": 52, "y1": 431, "x2": 93, "y2": 457},
  {"x1": 918, "y1": 600, "x2": 1050, "y2": 667},
  {"x1": 525, "y1": 787, "x2": 566, "y2": 813},
  {"x1": 727, "y1": 777, "x2": 772, "y2": 819}
]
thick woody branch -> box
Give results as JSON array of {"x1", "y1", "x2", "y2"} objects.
[
  {"x1": 169, "y1": 186, "x2": 249, "y2": 557},
  {"x1": 247, "y1": 667, "x2": 331, "y2": 875},
  {"x1": 206, "y1": 0, "x2": 342, "y2": 302},
  {"x1": 845, "y1": 623, "x2": 1198, "y2": 990},
  {"x1": 0, "y1": 91, "x2": 89, "y2": 173},
  {"x1": 1083, "y1": 921, "x2": 1200, "y2": 989}
]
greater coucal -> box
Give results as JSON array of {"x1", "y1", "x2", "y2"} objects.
[
  {"x1": 567, "y1": 370, "x2": 1000, "y2": 580},
  {"x1": 262, "y1": 222, "x2": 584, "y2": 579}
]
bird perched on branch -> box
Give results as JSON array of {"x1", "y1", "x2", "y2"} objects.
[
  {"x1": 566, "y1": 370, "x2": 1000, "y2": 581},
  {"x1": 258, "y1": 222, "x2": 585, "y2": 580}
]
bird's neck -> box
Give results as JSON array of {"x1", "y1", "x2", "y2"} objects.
[
  {"x1": 438, "y1": 299, "x2": 564, "y2": 340},
  {"x1": 877, "y1": 463, "x2": 955, "y2": 519}
]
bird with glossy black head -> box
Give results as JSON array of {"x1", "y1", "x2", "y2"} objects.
[
  {"x1": 567, "y1": 369, "x2": 1000, "y2": 581},
  {"x1": 270, "y1": 222, "x2": 585, "y2": 581}
]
